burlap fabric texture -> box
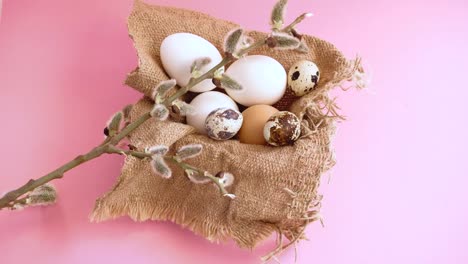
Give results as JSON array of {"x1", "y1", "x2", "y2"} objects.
[{"x1": 91, "y1": 0, "x2": 362, "y2": 249}]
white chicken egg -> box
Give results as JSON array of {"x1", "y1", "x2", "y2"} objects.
[
  {"x1": 160, "y1": 33, "x2": 224, "y2": 93},
  {"x1": 225, "y1": 55, "x2": 287, "y2": 106},
  {"x1": 186, "y1": 91, "x2": 239, "y2": 134}
]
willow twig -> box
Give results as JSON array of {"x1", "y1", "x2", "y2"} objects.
[
  {"x1": 165, "y1": 156, "x2": 232, "y2": 197},
  {"x1": 107, "y1": 147, "x2": 232, "y2": 197},
  {"x1": 0, "y1": 10, "x2": 308, "y2": 210},
  {"x1": 283, "y1": 13, "x2": 313, "y2": 33},
  {"x1": 106, "y1": 146, "x2": 152, "y2": 159}
]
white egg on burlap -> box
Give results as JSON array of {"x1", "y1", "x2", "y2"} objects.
[
  {"x1": 160, "y1": 33, "x2": 224, "y2": 93},
  {"x1": 224, "y1": 55, "x2": 287, "y2": 106}
]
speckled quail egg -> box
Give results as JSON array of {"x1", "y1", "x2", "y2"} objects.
[
  {"x1": 205, "y1": 108, "x2": 243, "y2": 140},
  {"x1": 288, "y1": 60, "x2": 320, "y2": 96},
  {"x1": 263, "y1": 111, "x2": 301, "y2": 146}
]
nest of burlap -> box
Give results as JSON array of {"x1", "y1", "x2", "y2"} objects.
[{"x1": 91, "y1": 0, "x2": 362, "y2": 251}]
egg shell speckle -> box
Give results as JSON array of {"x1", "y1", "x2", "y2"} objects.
[
  {"x1": 263, "y1": 111, "x2": 301, "y2": 146},
  {"x1": 205, "y1": 108, "x2": 243, "y2": 140},
  {"x1": 288, "y1": 60, "x2": 320, "y2": 96}
]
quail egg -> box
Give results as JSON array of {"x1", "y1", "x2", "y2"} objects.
[
  {"x1": 288, "y1": 60, "x2": 320, "y2": 96},
  {"x1": 205, "y1": 108, "x2": 243, "y2": 140},
  {"x1": 263, "y1": 111, "x2": 301, "y2": 146}
]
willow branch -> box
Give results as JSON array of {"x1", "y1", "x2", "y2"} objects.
[
  {"x1": 106, "y1": 146, "x2": 152, "y2": 159},
  {"x1": 165, "y1": 156, "x2": 232, "y2": 197},
  {"x1": 5, "y1": 196, "x2": 29, "y2": 209},
  {"x1": 283, "y1": 12, "x2": 313, "y2": 33},
  {"x1": 109, "y1": 112, "x2": 152, "y2": 145},
  {"x1": 107, "y1": 147, "x2": 232, "y2": 198},
  {"x1": 0, "y1": 20, "x2": 308, "y2": 210},
  {"x1": 164, "y1": 57, "x2": 230, "y2": 105},
  {"x1": 0, "y1": 144, "x2": 107, "y2": 209}
]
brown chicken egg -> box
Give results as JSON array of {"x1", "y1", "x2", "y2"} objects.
[
  {"x1": 263, "y1": 111, "x2": 301, "y2": 146},
  {"x1": 238, "y1": 105, "x2": 279, "y2": 145}
]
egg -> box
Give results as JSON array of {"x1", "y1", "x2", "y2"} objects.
[
  {"x1": 205, "y1": 108, "x2": 243, "y2": 140},
  {"x1": 160, "y1": 33, "x2": 224, "y2": 93},
  {"x1": 225, "y1": 55, "x2": 287, "y2": 106},
  {"x1": 238, "y1": 105, "x2": 279, "y2": 145},
  {"x1": 263, "y1": 111, "x2": 301, "y2": 146},
  {"x1": 186, "y1": 91, "x2": 239, "y2": 134},
  {"x1": 288, "y1": 60, "x2": 320, "y2": 96}
]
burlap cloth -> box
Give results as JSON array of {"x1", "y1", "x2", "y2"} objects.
[{"x1": 91, "y1": 0, "x2": 362, "y2": 249}]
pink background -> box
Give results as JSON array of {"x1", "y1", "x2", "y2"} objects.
[{"x1": 1, "y1": 0, "x2": 467, "y2": 263}]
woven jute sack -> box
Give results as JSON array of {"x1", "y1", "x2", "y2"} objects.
[{"x1": 91, "y1": 0, "x2": 362, "y2": 249}]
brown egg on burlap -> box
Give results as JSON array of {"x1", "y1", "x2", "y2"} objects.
[
  {"x1": 263, "y1": 111, "x2": 301, "y2": 146},
  {"x1": 238, "y1": 105, "x2": 279, "y2": 145},
  {"x1": 288, "y1": 60, "x2": 320, "y2": 96}
]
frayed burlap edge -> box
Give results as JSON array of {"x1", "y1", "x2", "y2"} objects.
[{"x1": 91, "y1": 0, "x2": 365, "y2": 259}]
